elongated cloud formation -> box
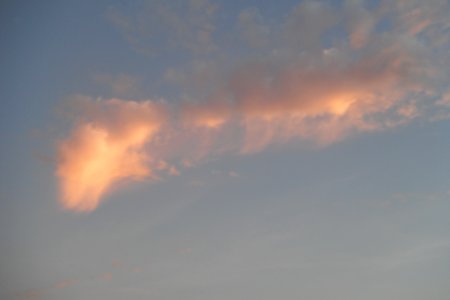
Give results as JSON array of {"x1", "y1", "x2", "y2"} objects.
[{"x1": 57, "y1": 0, "x2": 450, "y2": 212}]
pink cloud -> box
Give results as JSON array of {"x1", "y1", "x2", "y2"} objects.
[
  {"x1": 55, "y1": 0, "x2": 450, "y2": 212},
  {"x1": 56, "y1": 99, "x2": 167, "y2": 212}
]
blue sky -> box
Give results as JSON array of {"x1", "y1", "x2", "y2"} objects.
[{"x1": 1, "y1": 1, "x2": 450, "y2": 299}]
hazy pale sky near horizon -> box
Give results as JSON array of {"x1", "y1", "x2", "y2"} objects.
[{"x1": 1, "y1": 0, "x2": 450, "y2": 299}]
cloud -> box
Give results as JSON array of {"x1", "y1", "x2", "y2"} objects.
[
  {"x1": 168, "y1": 166, "x2": 181, "y2": 176},
  {"x1": 283, "y1": 0, "x2": 338, "y2": 52},
  {"x1": 56, "y1": 0, "x2": 450, "y2": 212},
  {"x1": 94, "y1": 73, "x2": 142, "y2": 98},
  {"x1": 98, "y1": 272, "x2": 113, "y2": 281},
  {"x1": 238, "y1": 7, "x2": 270, "y2": 48},
  {"x1": 344, "y1": 0, "x2": 377, "y2": 49},
  {"x1": 105, "y1": 0, "x2": 218, "y2": 55},
  {"x1": 16, "y1": 260, "x2": 147, "y2": 299},
  {"x1": 437, "y1": 91, "x2": 450, "y2": 107},
  {"x1": 56, "y1": 98, "x2": 167, "y2": 212},
  {"x1": 16, "y1": 279, "x2": 78, "y2": 300},
  {"x1": 228, "y1": 171, "x2": 240, "y2": 178},
  {"x1": 371, "y1": 239, "x2": 450, "y2": 270}
]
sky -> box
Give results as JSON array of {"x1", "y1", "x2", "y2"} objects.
[{"x1": 1, "y1": 0, "x2": 450, "y2": 299}]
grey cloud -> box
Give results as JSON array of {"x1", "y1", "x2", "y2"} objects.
[
  {"x1": 106, "y1": 0, "x2": 218, "y2": 56},
  {"x1": 238, "y1": 7, "x2": 270, "y2": 48}
]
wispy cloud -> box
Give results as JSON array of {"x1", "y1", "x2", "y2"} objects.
[
  {"x1": 56, "y1": 98, "x2": 167, "y2": 212},
  {"x1": 369, "y1": 239, "x2": 450, "y2": 270},
  {"x1": 93, "y1": 73, "x2": 142, "y2": 98},
  {"x1": 105, "y1": 0, "x2": 218, "y2": 55},
  {"x1": 56, "y1": 0, "x2": 450, "y2": 212},
  {"x1": 16, "y1": 261, "x2": 143, "y2": 299},
  {"x1": 228, "y1": 171, "x2": 240, "y2": 178},
  {"x1": 16, "y1": 279, "x2": 78, "y2": 300}
]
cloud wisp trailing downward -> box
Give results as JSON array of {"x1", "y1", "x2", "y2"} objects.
[
  {"x1": 56, "y1": 0, "x2": 450, "y2": 212},
  {"x1": 56, "y1": 99, "x2": 167, "y2": 212}
]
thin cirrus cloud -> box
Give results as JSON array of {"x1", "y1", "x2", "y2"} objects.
[{"x1": 56, "y1": 0, "x2": 450, "y2": 212}]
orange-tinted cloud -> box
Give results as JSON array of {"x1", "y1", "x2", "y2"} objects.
[
  {"x1": 56, "y1": 99, "x2": 166, "y2": 212},
  {"x1": 56, "y1": 0, "x2": 450, "y2": 212},
  {"x1": 56, "y1": 53, "x2": 424, "y2": 211},
  {"x1": 55, "y1": 48, "x2": 441, "y2": 211}
]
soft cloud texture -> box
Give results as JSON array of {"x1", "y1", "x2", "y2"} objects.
[
  {"x1": 56, "y1": 99, "x2": 167, "y2": 212},
  {"x1": 106, "y1": 0, "x2": 218, "y2": 55},
  {"x1": 57, "y1": 0, "x2": 450, "y2": 211}
]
